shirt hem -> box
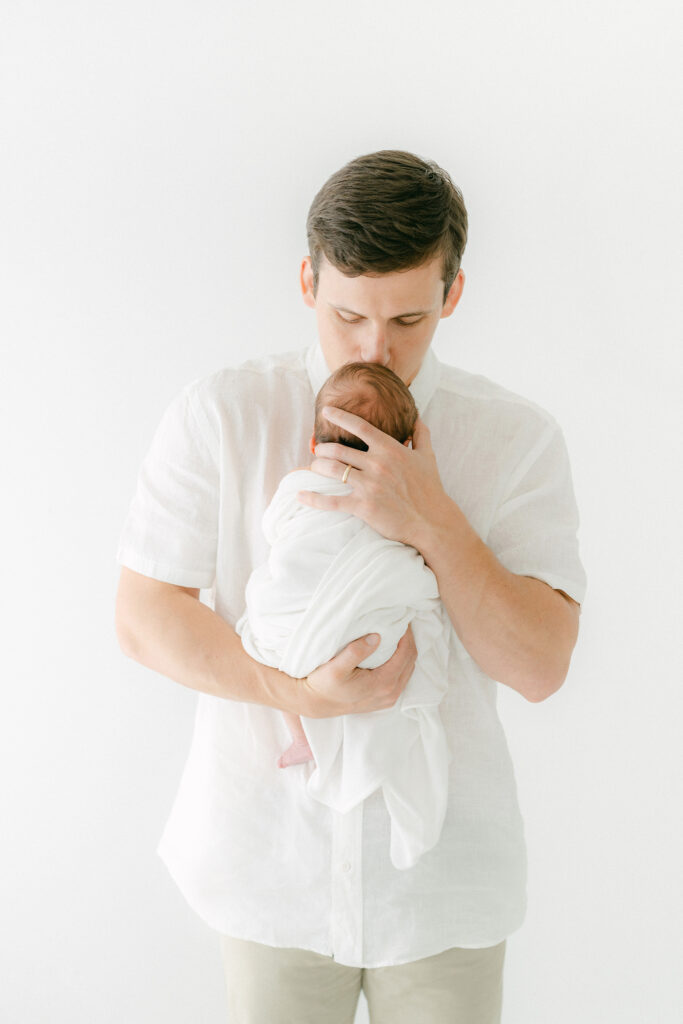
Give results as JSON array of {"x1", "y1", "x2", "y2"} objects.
[
  {"x1": 157, "y1": 841, "x2": 525, "y2": 968},
  {"x1": 116, "y1": 549, "x2": 215, "y2": 590},
  {"x1": 510, "y1": 569, "x2": 586, "y2": 606},
  {"x1": 212, "y1": 919, "x2": 521, "y2": 968}
]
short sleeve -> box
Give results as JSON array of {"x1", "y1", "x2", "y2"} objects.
[
  {"x1": 486, "y1": 421, "x2": 587, "y2": 605},
  {"x1": 116, "y1": 385, "x2": 219, "y2": 589}
]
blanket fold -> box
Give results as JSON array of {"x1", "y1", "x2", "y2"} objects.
[{"x1": 236, "y1": 469, "x2": 452, "y2": 869}]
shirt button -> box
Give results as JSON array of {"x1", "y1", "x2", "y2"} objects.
[{"x1": 340, "y1": 861, "x2": 351, "y2": 873}]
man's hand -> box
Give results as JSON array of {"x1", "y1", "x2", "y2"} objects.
[
  {"x1": 297, "y1": 407, "x2": 451, "y2": 550},
  {"x1": 296, "y1": 624, "x2": 417, "y2": 719}
]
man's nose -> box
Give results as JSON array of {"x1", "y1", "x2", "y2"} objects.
[{"x1": 360, "y1": 325, "x2": 390, "y2": 366}]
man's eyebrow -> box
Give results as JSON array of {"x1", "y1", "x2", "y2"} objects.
[{"x1": 330, "y1": 304, "x2": 431, "y2": 318}]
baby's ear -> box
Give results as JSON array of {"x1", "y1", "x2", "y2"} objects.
[{"x1": 309, "y1": 432, "x2": 317, "y2": 455}]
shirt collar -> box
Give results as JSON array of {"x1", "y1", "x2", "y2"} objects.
[{"x1": 305, "y1": 340, "x2": 440, "y2": 418}]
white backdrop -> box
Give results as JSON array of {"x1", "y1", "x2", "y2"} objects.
[{"x1": 2, "y1": 2, "x2": 681, "y2": 1021}]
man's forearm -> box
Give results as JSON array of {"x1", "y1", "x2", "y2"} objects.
[
  {"x1": 115, "y1": 568, "x2": 417, "y2": 719},
  {"x1": 115, "y1": 571, "x2": 300, "y2": 712},
  {"x1": 414, "y1": 497, "x2": 580, "y2": 702}
]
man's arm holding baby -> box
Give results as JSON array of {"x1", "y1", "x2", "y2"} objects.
[
  {"x1": 115, "y1": 567, "x2": 417, "y2": 717},
  {"x1": 299, "y1": 407, "x2": 580, "y2": 705}
]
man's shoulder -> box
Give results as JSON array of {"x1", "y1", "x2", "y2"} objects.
[
  {"x1": 434, "y1": 360, "x2": 558, "y2": 434},
  {"x1": 182, "y1": 346, "x2": 311, "y2": 413}
]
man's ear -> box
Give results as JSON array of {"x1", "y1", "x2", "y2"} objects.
[
  {"x1": 440, "y1": 268, "x2": 465, "y2": 319},
  {"x1": 300, "y1": 257, "x2": 316, "y2": 310}
]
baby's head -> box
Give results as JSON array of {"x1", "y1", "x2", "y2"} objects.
[{"x1": 313, "y1": 362, "x2": 418, "y2": 453}]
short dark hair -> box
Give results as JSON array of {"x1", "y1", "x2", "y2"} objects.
[
  {"x1": 314, "y1": 362, "x2": 418, "y2": 452},
  {"x1": 306, "y1": 150, "x2": 468, "y2": 305}
]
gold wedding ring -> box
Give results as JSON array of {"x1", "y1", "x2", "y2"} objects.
[{"x1": 341, "y1": 465, "x2": 351, "y2": 484}]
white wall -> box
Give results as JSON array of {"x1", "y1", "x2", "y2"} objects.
[{"x1": 2, "y1": 2, "x2": 681, "y2": 1021}]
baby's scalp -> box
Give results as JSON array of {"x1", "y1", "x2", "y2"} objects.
[{"x1": 314, "y1": 362, "x2": 418, "y2": 451}]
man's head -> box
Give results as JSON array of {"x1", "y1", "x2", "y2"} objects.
[
  {"x1": 301, "y1": 150, "x2": 468, "y2": 385},
  {"x1": 312, "y1": 362, "x2": 418, "y2": 454}
]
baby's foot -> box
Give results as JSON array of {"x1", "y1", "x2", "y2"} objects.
[{"x1": 278, "y1": 742, "x2": 315, "y2": 769}]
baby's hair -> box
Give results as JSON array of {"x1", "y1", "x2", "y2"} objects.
[{"x1": 314, "y1": 362, "x2": 418, "y2": 452}]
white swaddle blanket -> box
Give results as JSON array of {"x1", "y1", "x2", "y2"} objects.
[{"x1": 235, "y1": 469, "x2": 452, "y2": 869}]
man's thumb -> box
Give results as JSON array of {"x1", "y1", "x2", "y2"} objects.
[{"x1": 342, "y1": 633, "x2": 380, "y2": 668}]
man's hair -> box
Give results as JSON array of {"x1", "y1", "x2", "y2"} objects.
[
  {"x1": 314, "y1": 362, "x2": 418, "y2": 452},
  {"x1": 306, "y1": 150, "x2": 468, "y2": 305}
]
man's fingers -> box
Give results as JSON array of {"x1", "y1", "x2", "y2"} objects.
[
  {"x1": 396, "y1": 623, "x2": 417, "y2": 660},
  {"x1": 365, "y1": 625, "x2": 416, "y2": 705},
  {"x1": 312, "y1": 441, "x2": 366, "y2": 468},
  {"x1": 322, "y1": 405, "x2": 394, "y2": 449},
  {"x1": 388, "y1": 626, "x2": 417, "y2": 699},
  {"x1": 296, "y1": 489, "x2": 344, "y2": 511},
  {"x1": 308, "y1": 457, "x2": 358, "y2": 482}
]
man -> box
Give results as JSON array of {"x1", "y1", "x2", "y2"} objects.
[{"x1": 116, "y1": 150, "x2": 586, "y2": 1023}]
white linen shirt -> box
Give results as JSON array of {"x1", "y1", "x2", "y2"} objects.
[{"x1": 117, "y1": 340, "x2": 587, "y2": 968}]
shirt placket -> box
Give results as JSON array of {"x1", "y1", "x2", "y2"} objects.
[{"x1": 329, "y1": 801, "x2": 364, "y2": 964}]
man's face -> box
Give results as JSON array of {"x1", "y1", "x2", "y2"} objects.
[{"x1": 300, "y1": 255, "x2": 465, "y2": 386}]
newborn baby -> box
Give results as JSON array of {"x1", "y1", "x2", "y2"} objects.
[
  {"x1": 235, "y1": 361, "x2": 452, "y2": 869},
  {"x1": 278, "y1": 363, "x2": 421, "y2": 769}
]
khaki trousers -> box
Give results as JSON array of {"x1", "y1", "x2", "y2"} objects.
[{"x1": 219, "y1": 934, "x2": 506, "y2": 1024}]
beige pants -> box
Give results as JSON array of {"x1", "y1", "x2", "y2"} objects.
[{"x1": 219, "y1": 934, "x2": 506, "y2": 1024}]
